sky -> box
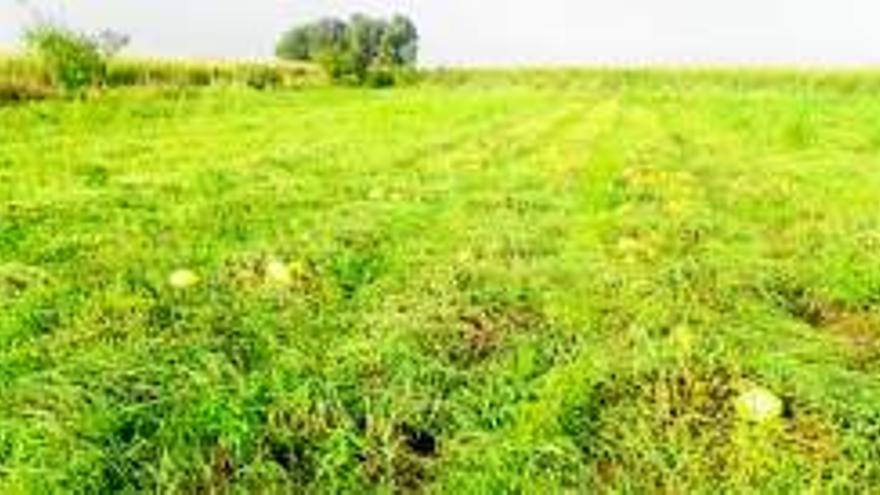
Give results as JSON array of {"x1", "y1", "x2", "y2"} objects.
[{"x1": 2, "y1": 0, "x2": 880, "y2": 66}]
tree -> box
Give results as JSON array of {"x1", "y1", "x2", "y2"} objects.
[
  {"x1": 275, "y1": 17, "x2": 348, "y2": 62},
  {"x1": 17, "y1": 0, "x2": 130, "y2": 92},
  {"x1": 24, "y1": 24, "x2": 107, "y2": 91},
  {"x1": 382, "y1": 15, "x2": 418, "y2": 66},
  {"x1": 94, "y1": 29, "x2": 130, "y2": 58},
  {"x1": 346, "y1": 14, "x2": 387, "y2": 82},
  {"x1": 276, "y1": 13, "x2": 418, "y2": 85},
  {"x1": 314, "y1": 18, "x2": 348, "y2": 54},
  {"x1": 276, "y1": 25, "x2": 312, "y2": 60}
]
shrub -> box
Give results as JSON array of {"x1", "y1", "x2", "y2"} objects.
[
  {"x1": 314, "y1": 50, "x2": 355, "y2": 83},
  {"x1": 23, "y1": 24, "x2": 106, "y2": 92}
]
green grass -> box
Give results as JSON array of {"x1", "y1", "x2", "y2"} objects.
[{"x1": 2, "y1": 71, "x2": 880, "y2": 493}]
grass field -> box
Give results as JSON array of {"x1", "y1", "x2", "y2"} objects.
[{"x1": 3, "y1": 72, "x2": 880, "y2": 492}]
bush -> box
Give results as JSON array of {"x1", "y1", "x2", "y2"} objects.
[
  {"x1": 365, "y1": 68, "x2": 396, "y2": 88},
  {"x1": 314, "y1": 50, "x2": 354, "y2": 82},
  {"x1": 23, "y1": 24, "x2": 106, "y2": 92}
]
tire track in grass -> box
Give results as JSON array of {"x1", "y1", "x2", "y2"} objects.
[
  {"x1": 486, "y1": 95, "x2": 880, "y2": 491},
  {"x1": 284, "y1": 97, "x2": 606, "y2": 490},
  {"x1": 280, "y1": 98, "x2": 583, "y2": 335},
  {"x1": 325, "y1": 97, "x2": 619, "y2": 480},
  {"x1": 378, "y1": 94, "x2": 617, "y2": 308},
  {"x1": 348, "y1": 99, "x2": 595, "y2": 282},
  {"x1": 426, "y1": 98, "x2": 729, "y2": 491},
  {"x1": 281, "y1": 100, "x2": 596, "y2": 355},
  {"x1": 396, "y1": 100, "x2": 600, "y2": 266},
  {"x1": 423, "y1": 96, "x2": 633, "y2": 459}
]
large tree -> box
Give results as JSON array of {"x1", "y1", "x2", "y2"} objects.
[
  {"x1": 276, "y1": 13, "x2": 418, "y2": 84},
  {"x1": 346, "y1": 14, "x2": 387, "y2": 80},
  {"x1": 275, "y1": 17, "x2": 348, "y2": 62},
  {"x1": 382, "y1": 15, "x2": 418, "y2": 66}
]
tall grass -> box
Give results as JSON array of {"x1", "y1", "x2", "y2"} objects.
[
  {"x1": 0, "y1": 54, "x2": 54, "y2": 101},
  {"x1": 0, "y1": 53, "x2": 323, "y2": 102},
  {"x1": 105, "y1": 57, "x2": 322, "y2": 89}
]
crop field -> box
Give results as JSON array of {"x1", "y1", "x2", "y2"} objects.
[{"x1": 3, "y1": 73, "x2": 880, "y2": 492}]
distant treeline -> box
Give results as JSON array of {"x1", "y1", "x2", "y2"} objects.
[{"x1": 276, "y1": 14, "x2": 418, "y2": 86}]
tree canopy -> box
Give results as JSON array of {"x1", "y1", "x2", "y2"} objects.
[{"x1": 275, "y1": 14, "x2": 418, "y2": 85}]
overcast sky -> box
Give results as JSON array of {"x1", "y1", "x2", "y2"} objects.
[{"x1": 1, "y1": 0, "x2": 880, "y2": 66}]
